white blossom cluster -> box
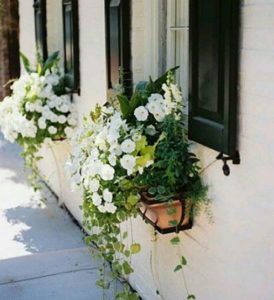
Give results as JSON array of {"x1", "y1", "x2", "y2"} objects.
[
  {"x1": 0, "y1": 71, "x2": 77, "y2": 143},
  {"x1": 68, "y1": 82, "x2": 183, "y2": 214},
  {"x1": 68, "y1": 108, "x2": 146, "y2": 214},
  {"x1": 133, "y1": 83, "x2": 183, "y2": 124}
]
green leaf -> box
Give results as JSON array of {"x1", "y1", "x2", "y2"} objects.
[
  {"x1": 174, "y1": 264, "x2": 182, "y2": 272},
  {"x1": 135, "y1": 80, "x2": 148, "y2": 93},
  {"x1": 96, "y1": 279, "x2": 110, "y2": 289},
  {"x1": 148, "y1": 187, "x2": 157, "y2": 195},
  {"x1": 41, "y1": 51, "x2": 59, "y2": 74},
  {"x1": 181, "y1": 256, "x2": 187, "y2": 266},
  {"x1": 122, "y1": 232, "x2": 128, "y2": 239},
  {"x1": 122, "y1": 261, "x2": 134, "y2": 275},
  {"x1": 127, "y1": 194, "x2": 139, "y2": 206},
  {"x1": 124, "y1": 250, "x2": 131, "y2": 257},
  {"x1": 187, "y1": 295, "x2": 196, "y2": 300},
  {"x1": 20, "y1": 52, "x2": 31, "y2": 73},
  {"x1": 170, "y1": 236, "x2": 180, "y2": 245},
  {"x1": 157, "y1": 186, "x2": 166, "y2": 194},
  {"x1": 130, "y1": 243, "x2": 141, "y2": 254},
  {"x1": 117, "y1": 94, "x2": 130, "y2": 118},
  {"x1": 169, "y1": 220, "x2": 178, "y2": 227},
  {"x1": 167, "y1": 207, "x2": 177, "y2": 215},
  {"x1": 129, "y1": 92, "x2": 144, "y2": 112}
]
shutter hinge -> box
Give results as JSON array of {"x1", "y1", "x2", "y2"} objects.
[{"x1": 216, "y1": 151, "x2": 240, "y2": 176}]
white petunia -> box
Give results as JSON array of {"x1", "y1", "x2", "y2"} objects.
[
  {"x1": 38, "y1": 117, "x2": 47, "y2": 130},
  {"x1": 103, "y1": 189, "x2": 113, "y2": 203},
  {"x1": 108, "y1": 154, "x2": 117, "y2": 166},
  {"x1": 59, "y1": 104, "x2": 69, "y2": 113},
  {"x1": 121, "y1": 139, "x2": 135, "y2": 154},
  {"x1": 89, "y1": 178, "x2": 100, "y2": 192},
  {"x1": 109, "y1": 143, "x2": 122, "y2": 156},
  {"x1": 68, "y1": 116, "x2": 77, "y2": 126},
  {"x1": 145, "y1": 125, "x2": 157, "y2": 136},
  {"x1": 104, "y1": 202, "x2": 117, "y2": 214},
  {"x1": 152, "y1": 109, "x2": 165, "y2": 122},
  {"x1": 48, "y1": 125, "x2": 57, "y2": 135},
  {"x1": 98, "y1": 205, "x2": 107, "y2": 213},
  {"x1": 120, "y1": 155, "x2": 136, "y2": 175},
  {"x1": 100, "y1": 164, "x2": 115, "y2": 181},
  {"x1": 134, "y1": 106, "x2": 148, "y2": 121},
  {"x1": 64, "y1": 126, "x2": 74, "y2": 138},
  {"x1": 92, "y1": 192, "x2": 102, "y2": 206},
  {"x1": 58, "y1": 115, "x2": 67, "y2": 124}
]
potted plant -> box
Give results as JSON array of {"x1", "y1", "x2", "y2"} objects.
[
  {"x1": 68, "y1": 69, "x2": 209, "y2": 299},
  {"x1": 136, "y1": 115, "x2": 207, "y2": 234},
  {"x1": 0, "y1": 51, "x2": 77, "y2": 189}
]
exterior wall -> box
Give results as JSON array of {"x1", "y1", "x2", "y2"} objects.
[{"x1": 18, "y1": 1, "x2": 274, "y2": 299}]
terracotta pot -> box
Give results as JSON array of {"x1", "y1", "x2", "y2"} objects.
[{"x1": 139, "y1": 193, "x2": 192, "y2": 233}]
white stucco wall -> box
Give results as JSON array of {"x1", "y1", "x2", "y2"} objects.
[{"x1": 18, "y1": 1, "x2": 274, "y2": 299}]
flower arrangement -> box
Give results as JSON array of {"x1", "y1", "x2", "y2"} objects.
[
  {"x1": 0, "y1": 52, "x2": 77, "y2": 189},
  {"x1": 68, "y1": 69, "x2": 209, "y2": 299}
]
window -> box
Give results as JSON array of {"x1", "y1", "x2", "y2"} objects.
[
  {"x1": 33, "y1": 0, "x2": 48, "y2": 61},
  {"x1": 62, "y1": 0, "x2": 80, "y2": 93},
  {"x1": 166, "y1": 0, "x2": 189, "y2": 103},
  {"x1": 189, "y1": 0, "x2": 239, "y2": 156},
  {"x1": 105, "y1": 0, "x2": 132, "y2": 96}
]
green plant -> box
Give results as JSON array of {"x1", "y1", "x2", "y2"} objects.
[
  {"x1": 0, "y1": 52, "x2": 77, "y2": 190},
  {"x1": 69, "y1": 69, "x2": 209, "y2": 299}
]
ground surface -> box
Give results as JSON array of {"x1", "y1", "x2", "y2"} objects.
[{"x1": 0, "y1": 135, "x2": 121, "y2": 300}]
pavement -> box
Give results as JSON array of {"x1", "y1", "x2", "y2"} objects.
[{"x1": 0, "y1": 135, "x2": 122, "y2": 300}]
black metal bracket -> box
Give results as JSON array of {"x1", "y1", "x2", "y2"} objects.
[{"x1": 216, "y1": 151, "x2": 240, "y2": 176}]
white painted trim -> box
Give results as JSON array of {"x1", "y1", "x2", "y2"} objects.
[{"x1": 143, "y1": 0, "x2": 161, "y2": 79}]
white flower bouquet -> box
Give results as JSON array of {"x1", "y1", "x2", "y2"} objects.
[{"x1": 0, "y1": 52, "x2": 77, "y2": 188}]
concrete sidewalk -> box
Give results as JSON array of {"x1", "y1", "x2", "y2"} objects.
[{"x1": 0, "y1": 136, "x2": 121, "y2": 300}]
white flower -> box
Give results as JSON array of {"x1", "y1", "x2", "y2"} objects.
[
  {"x1": 105, "y1": 202, "x2": 117, "y2": 214},
  {"x1": 120, "y1": 155, "x2": 136, "y2": 175},
  {"x1": 102, "y1": 106, "x2": 114, "y2": 114},
  {"x1": 145, "y1": 125, "x2": 157, "y2": 136},
  {"x1": 38, "y1": 117, "x2": 47, "y2": 130},
  {"x1": 98, "y1": 205, "x2": 107, "y2": 213},
  {"x1": 153, "y1": 109, "x2": 165, "y2": 122},
  {"x1": 59, "y1": 104, "x2": 69, "y2": 113},
  {"x1": 48, "y1": 126, "x2": 57, "y2": 135},
  {"x1": 103, "y1": 189, "x2": 113, "y2": 203},
  {"x1": 134, "y1": 106, "x2": 148, "y2": 121},
  {"x1": 92, "y1": 192, "x2": 102, "y2": 206},
  {"x1": 89, "y1": 179, "x2": 100, "y2": 192},
  {"x1": 148, "y1": 93, "x2": 164, "y2": 103},
  {"x1": 121, "y1": 139, "x2": 135, "y2": 154},
  {"x1": 108, "y1": 154, "x2": 116, "y2": 166},
  {"x1": 100, "y1": 164, "x2": 115, "y2": 181},
  {"x1": 64, "y1": 126, "x2": 74, "y2": 138},
  {"x1": 109, "y1": 143, "x2": 122, "y2": 156},
  {"x1": 68, "y1": 116, "x2": 77, "y2": 126},
  {"x1": 58, "y1": 115, "x2": 67, "y2": 124}
]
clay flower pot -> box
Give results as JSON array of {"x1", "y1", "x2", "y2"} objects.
[{"x1": 139, "y1": 192, "x2": 192, "y2": 234}]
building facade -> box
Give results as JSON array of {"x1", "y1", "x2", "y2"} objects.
[{"x1": 18, "y1": 1, "x2": 274, "y2": 299}]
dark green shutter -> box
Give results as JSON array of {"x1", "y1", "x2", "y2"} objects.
[
  {"x1": 106, "y1": 0, "x2": 132, "y2": 96},
  {"x1": 33, "y1": 0, "x2": 48, "y2": 61},
  {"x1": 62, "y1": 0, "x2": 80, "y2": 93},
  {"x1": 189, "y1": 0, "x2": 239, "y2": 156}
]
